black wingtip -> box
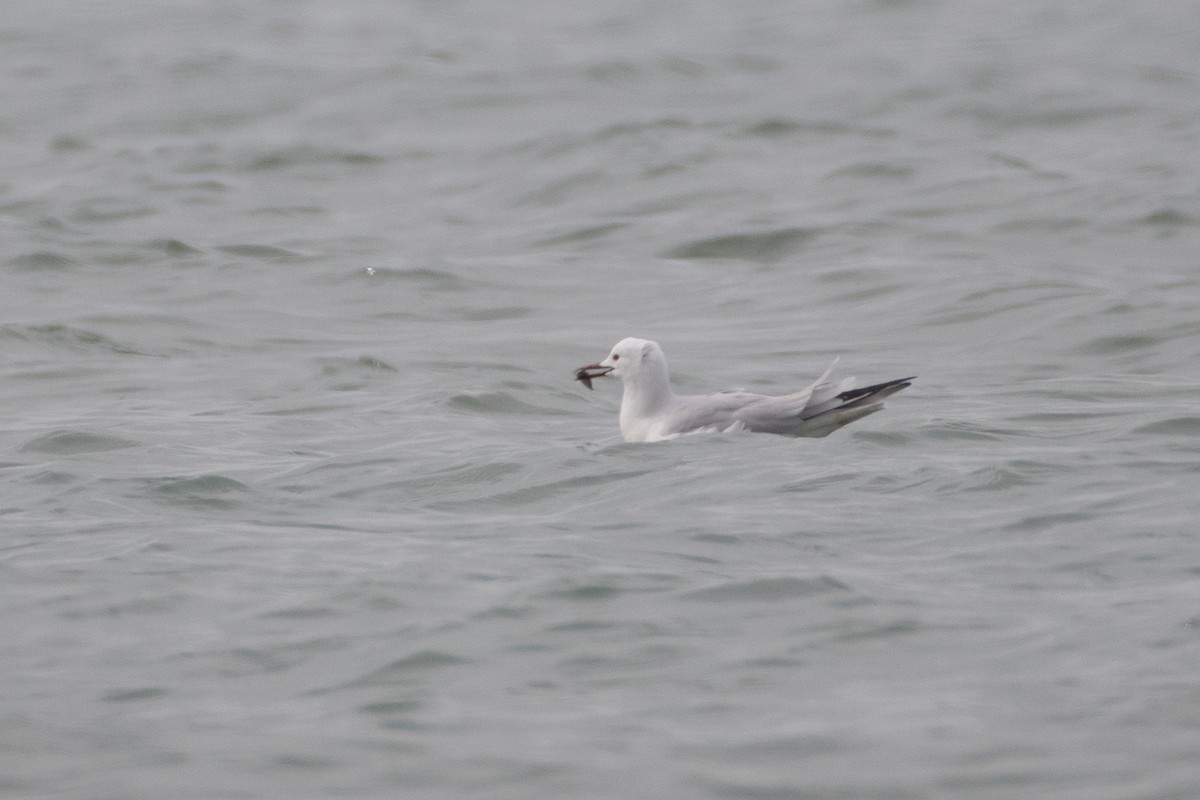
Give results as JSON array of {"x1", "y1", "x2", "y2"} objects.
[{"x1": 836, "y1": 376, "x2": 915, "y2": 403}]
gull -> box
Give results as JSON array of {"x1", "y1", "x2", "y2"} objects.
[{"x1": 574, "y1": 337, "x2": 913, "y2": 443}]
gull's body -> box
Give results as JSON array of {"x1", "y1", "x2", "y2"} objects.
[{"x1": 575, "y1": 337, "x2": 913, "y2": 443}]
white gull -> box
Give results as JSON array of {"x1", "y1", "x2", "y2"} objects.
[{"x1": 575, "y1": 337, "x2": 913, "y2": 443}]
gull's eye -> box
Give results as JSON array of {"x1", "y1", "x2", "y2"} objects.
[{"x1": 611, "y1": 354, "x2": 620, "y2": 361}]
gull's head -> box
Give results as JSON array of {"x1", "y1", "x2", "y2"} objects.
[{"x1": 575, "y1": 337, "x2": 666, "y2": 390}]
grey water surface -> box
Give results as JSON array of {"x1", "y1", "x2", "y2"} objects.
[{"x1": 3, "y1": 1, "x2": 1200, "y2": 798}]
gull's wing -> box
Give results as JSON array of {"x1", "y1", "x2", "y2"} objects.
[
  {"x1": 660, "y1": 362, "x2": 913, "y2": 439},
  {"x1": 659, "y1": 389, "x2": 774, "y2": 437}
]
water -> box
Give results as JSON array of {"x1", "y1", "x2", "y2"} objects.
[{"x1": 2, "y1": 1, "x2": 1199, "y2": 797}]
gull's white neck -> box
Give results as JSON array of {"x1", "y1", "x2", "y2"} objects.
[{"x1": 618, "y1": 364, "x2": 675, "y2": 442}]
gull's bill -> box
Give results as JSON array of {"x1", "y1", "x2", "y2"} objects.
[{"x1": 574, "y1": 363, "x2": 614, "y2": 390}]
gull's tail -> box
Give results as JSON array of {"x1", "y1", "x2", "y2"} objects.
[
  {"x1": 832, "y1": 376, "x2": 915, "y2": 408},
  {"x1": 797, "y1": 375, "x2": 915, "y2": 437}
]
